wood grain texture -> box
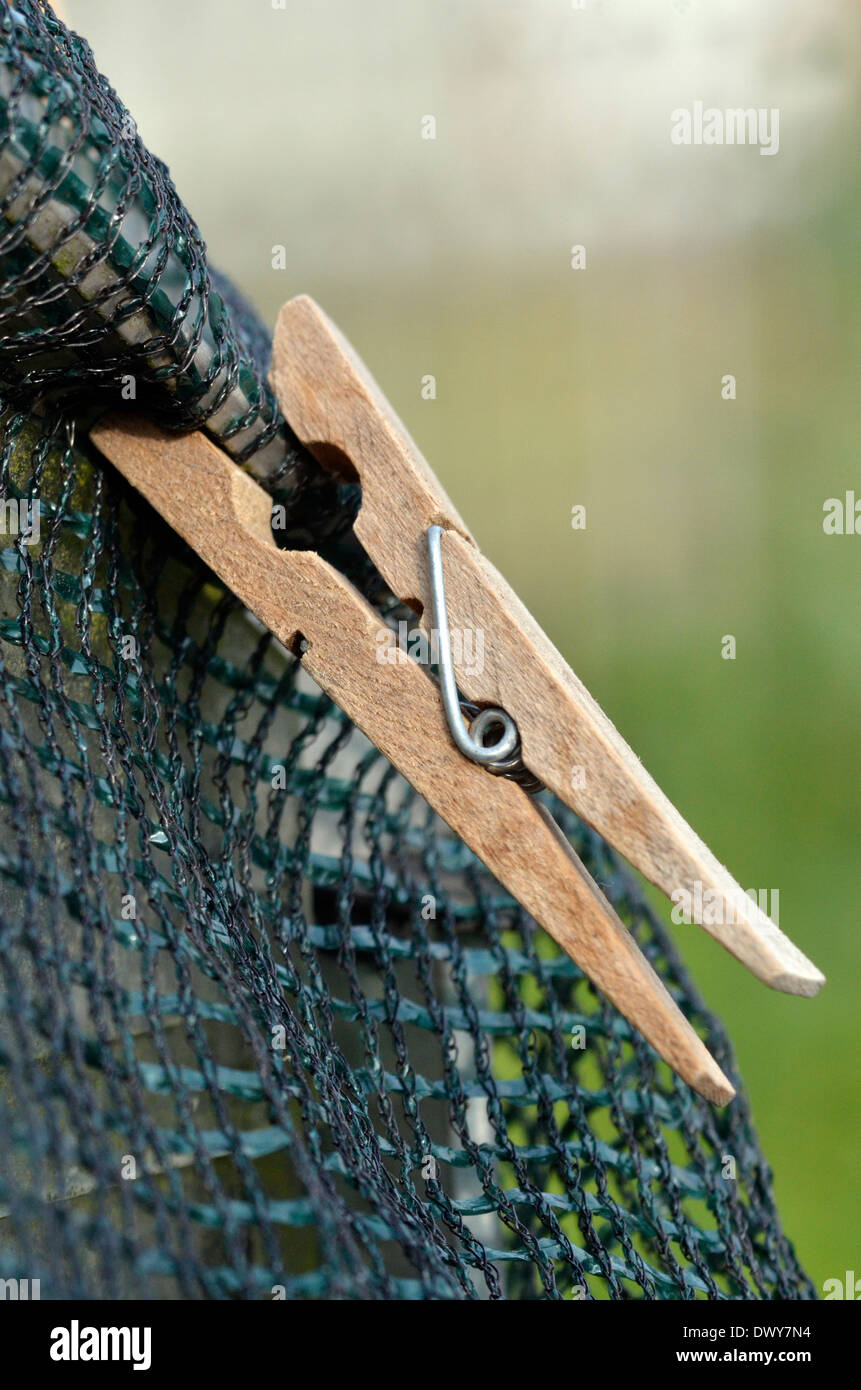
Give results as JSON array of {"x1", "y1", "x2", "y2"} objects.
[
  {"x1": 271, "y1": 295, "x2": 824, "y2": 1000},
  {"x1": 91, "y1": 414, "x2": 735, "y2": 1104}
]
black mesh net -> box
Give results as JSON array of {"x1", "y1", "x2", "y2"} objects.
[{"x1": 0, "y1": 1, "x2": 815, "y2": 1300}]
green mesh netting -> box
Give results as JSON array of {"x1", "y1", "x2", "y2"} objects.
[{"x1": 0, "y1": 1, "x2": 815, "y2": 1300}]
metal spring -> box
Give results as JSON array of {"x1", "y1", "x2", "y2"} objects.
[
  {"x1": 457, "y1": 699, "x2": 544, "y2": 793},
  {"x1": 426, "y1": 524, "x2": 543, "y2": 795}
]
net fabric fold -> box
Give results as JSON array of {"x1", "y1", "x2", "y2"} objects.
[
  {"x1": 0, "y1": 0, "x2": 814, "y2": 1300},
  {"x1": 0, "y1": 409, "x2": 814, "y2": 1300}
]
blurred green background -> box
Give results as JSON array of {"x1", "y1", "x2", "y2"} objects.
[{"x1": 70, "y1": 0, "x2": 859, "y2": 1289}]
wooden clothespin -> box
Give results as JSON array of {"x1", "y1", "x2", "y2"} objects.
[{"x1": 92, "y1": 296, "x2": 825, "y2": 1106}]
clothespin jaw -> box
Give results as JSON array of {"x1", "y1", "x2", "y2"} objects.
[{"x1": 91, "y1": 294, "x2": 825, "y2": 1107}]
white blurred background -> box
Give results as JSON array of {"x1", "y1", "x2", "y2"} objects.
[{"x1": 70, "y1": 0, "x2": 858, "y2": 283}]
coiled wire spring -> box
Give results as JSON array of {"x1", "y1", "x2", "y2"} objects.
[{"x1": 426, "y1": 525, "x2": 543, "y2": 795}]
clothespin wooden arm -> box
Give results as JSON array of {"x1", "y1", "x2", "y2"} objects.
[{"x1": 271, "y1": 296, "x2": 824, "y2": 999}]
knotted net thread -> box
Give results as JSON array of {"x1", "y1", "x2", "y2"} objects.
[{"x1": 0, "y1": 0, "x2": 814, "y2": 1299}]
